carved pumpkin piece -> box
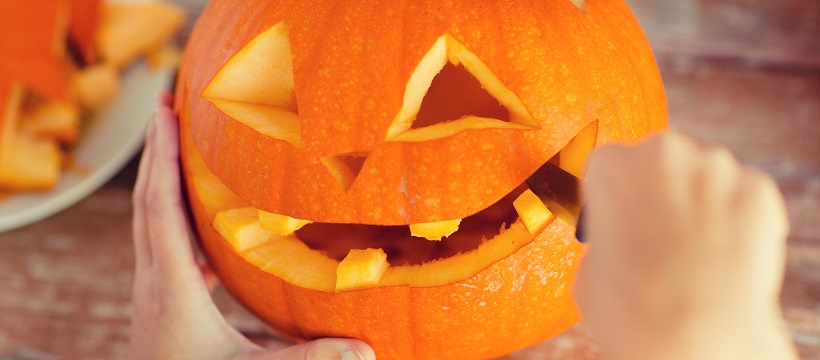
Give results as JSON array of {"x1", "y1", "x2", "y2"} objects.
[
  {"x1": 0, "y1": 0, "x2": 185, "y2": 194},
  {"x1": 177, "y1": 1, "x2": 667, "y2": 358},
  {"x1": 0, "y1": 0, "x2": 70, "y2": 100}
]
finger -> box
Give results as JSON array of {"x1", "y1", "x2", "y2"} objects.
[
  {"x1": 750, "y1": 171, "x2": 789, "y2": 242},
  {"x1": 198, "y1": 259, "x2": 220, "y2": 292},
  {"x1": 572, "y1": 246, "x2": 594, "y2": 311},
  {"x1": 735, "y1": 169, "x2": 790, "y2": 299},
  {"x1": 132, "y1": 112, "x2": 159, "y2": 270},
  {"x1": 584, "y1": 144, "x2": 636, "y2": 246},
  {"x1": 693, "y1": 146, "x2": 740, "y2": 247},
  {"x1": 584, "y1": 143, "x2": 631, "y2": 202},
  {"x1": 157, "y1": 91, "x2": 173, "y2": 108},
  {"x1": 243, "y1": 338, "x2": 376, "y2": 360},
  {"x1": 643, "y1": 131, "x2": 699, "y2": 158},
  {"x1": 143, "y1": 106, "x2": 199, "y2": 273}
]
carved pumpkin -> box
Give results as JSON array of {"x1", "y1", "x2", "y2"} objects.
[{"x1": 176, "y1": 0, "x2": 667, "y2": 358}]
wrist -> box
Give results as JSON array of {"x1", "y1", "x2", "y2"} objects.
[{"x1": 617, "y1": 310, "x2": 797, "y2": 360}]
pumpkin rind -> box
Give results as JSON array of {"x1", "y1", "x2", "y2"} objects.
[{"x1": 179, "y1": 0, "x2": 666, "y2": 225}]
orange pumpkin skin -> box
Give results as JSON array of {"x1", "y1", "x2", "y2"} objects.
[
  {"x1": 177, "y1": 0, "x2": 667, "y2": 225},
  {"x1": 177, "y1": 0, "x2": 667, "y2": 358}
]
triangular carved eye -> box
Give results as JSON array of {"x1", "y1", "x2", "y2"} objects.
[
  {"x1": 202, "y1": 22, "x2": 301, "y2": 147},
  {"x1": 386, "y1": 35, "x2": 538, "y2": 142},
  {"x1": 321, "y1": 152, "x2": 370, "y2": 191}
]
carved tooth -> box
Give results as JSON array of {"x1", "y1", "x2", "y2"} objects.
[
  {"x1": 570, "y1": 0, "x2": 586, "y2": 12},
  {"x1": 409, "y1": 219, "x2": 462, "y2": 241},
  {"x1": 513, "y1": 189, "x2": 554, "y2": 234},
  {"x1": 558, "y1": 120, "x2": 598, "y2": 178},
  {"x1": 213, "y1": 207, "x2": 272, "y2": 252},
  {"x1": 258, "y1": 210, "x2": 312, "y2": 236},
  {"x1": 336, "y1": 248, "x2": 390, "y2": 291}
]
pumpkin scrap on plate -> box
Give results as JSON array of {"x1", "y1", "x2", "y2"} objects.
[
  {"x1": 177, "y1": 0, "x2": 668, "y2": 359},
  {"x1": 0, "y1": 0, "x2": 185, "y2": 193}
]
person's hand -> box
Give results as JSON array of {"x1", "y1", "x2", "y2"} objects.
[
  {"x1": 574, "y1": 133, "x2": 797, "y2": 360},
  {"x1": 130, "y1": 94, "x2": 376, "y2": 360}
]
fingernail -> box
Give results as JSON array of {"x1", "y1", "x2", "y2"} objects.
[
  {"x1": 155, "y1": 93, "x2": 166, "y2": 108},
  {"x1": 341, "y1": 348, "x2": 366, "y2": 360},
  {"x1": 155, "y1": 91, "x2": 172, "y2": 107}
]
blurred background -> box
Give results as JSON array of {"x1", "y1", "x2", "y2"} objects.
[{"x1": 0, "y1": 0, "x2": 818, "y2": 359}]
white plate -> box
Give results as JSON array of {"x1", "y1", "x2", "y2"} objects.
[{"x1": 0, "y1": 62, "x2": 175, "y2": 232}]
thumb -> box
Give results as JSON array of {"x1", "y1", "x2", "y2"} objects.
[{"x1": 241, "y1": 338, "x2": 375, "y2": 360}]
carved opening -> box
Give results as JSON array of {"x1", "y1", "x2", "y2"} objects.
[
  {"x1": 570, "y1": 0, "x2": 586, "y2": 12},
  {"x1": 321, "y1": 152, "x2": 370, "y2": 191},
  {"x1": 295, "y1": 184, "x2": 526, "y2": 266},
  {"x1": 413, "y1": 62, "x2": 511, "y2": 130},
  {"x1": 386, "y1": 35, "x2": 537, "y2": 142},
  {"x1": 202, "y1": 22, "x2": 301, "y2": 147}
]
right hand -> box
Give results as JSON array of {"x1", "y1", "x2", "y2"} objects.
[{"x1": 574, "y1": 132, "x2": 797, "y2": 360}]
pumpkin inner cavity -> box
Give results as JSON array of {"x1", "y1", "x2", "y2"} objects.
[
  {"x1": 412, "y1": 61, "x2": 511, "y2": 129},
  {"x1": 295, "y1": 183, "x2": 527, "y2": 266},
  {"x1": 386, "y1": 34, "x2": 538, "y2": 142},
  {"x1": 320, "y1": 152, "x2": 369, "y2": 192}
]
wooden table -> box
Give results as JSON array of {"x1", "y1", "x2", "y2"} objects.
[{"x1": 1, "y1": 0, "x2": 818, "y2": 358}]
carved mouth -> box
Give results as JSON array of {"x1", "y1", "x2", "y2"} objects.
[
  {"x1": 294, "y1": 183, "x2": 527, "y2": 266},
  {"x1": 213, "y1": 180, "x2": 542, "y2": 292},
  {"x1": 208, "y1": 120, "x2": 596, "y2": 292}
]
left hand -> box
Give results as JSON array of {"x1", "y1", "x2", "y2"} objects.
[{"x1": 129, "y1": 93, "x2": 375, "y2": 360}]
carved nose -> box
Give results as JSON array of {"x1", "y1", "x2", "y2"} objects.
[{"x1": 321, "y1": 152, "x2": 370, "y2": 191}]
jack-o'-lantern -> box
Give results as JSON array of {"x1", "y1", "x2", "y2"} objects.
[{"x1": 176, "y1": 0, "x2": 667, "y2": 358}]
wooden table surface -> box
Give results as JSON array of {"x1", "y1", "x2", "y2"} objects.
[{"x1": 1, "y1": 0, "x2": 818, "y2": 359}]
